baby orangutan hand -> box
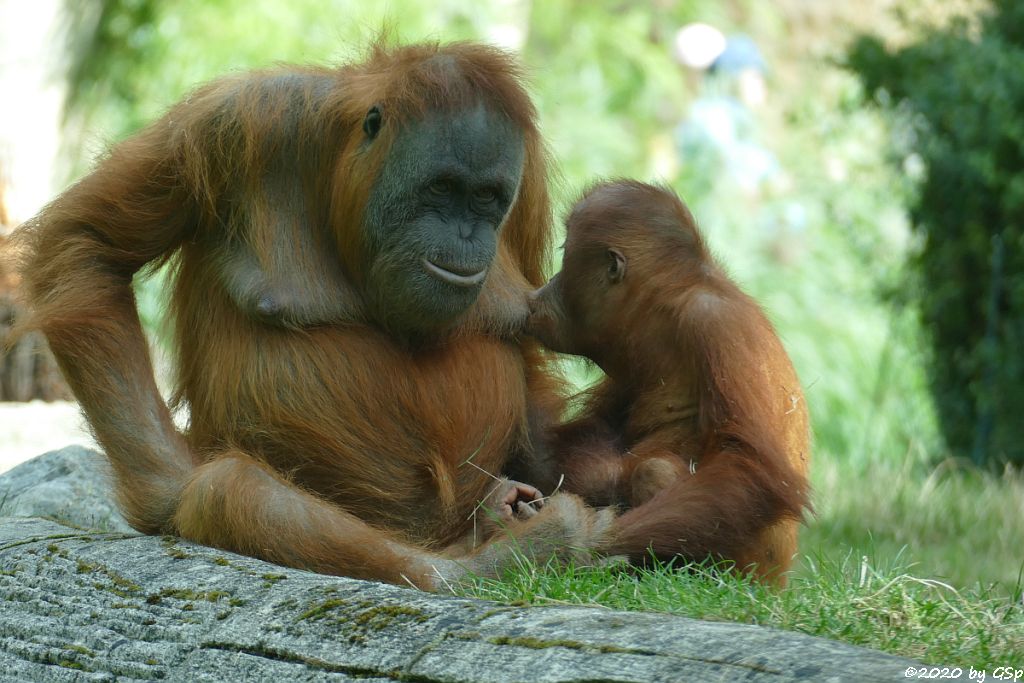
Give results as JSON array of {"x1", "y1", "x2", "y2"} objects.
[
  {"x1": 483, "y1": 478, "x2": 545, "y2": 524},
  {"x1": 450, "y1": 478, "x2": 549, "y2": 555}
]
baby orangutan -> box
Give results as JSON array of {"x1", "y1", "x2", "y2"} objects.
[{"x1": 526, "y1": 180, "x2": 811, "y2": 584}]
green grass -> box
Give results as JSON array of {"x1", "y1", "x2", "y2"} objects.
[
  {"x1": 803, "y1": 455, "x2": 1024, "y2": 593},
  {"x1": 457, "y1": 552, "x2": 1022, "y2": 668},
  {"x1": 456, "y1": 455, "x2": 1024, "y2": 667}
]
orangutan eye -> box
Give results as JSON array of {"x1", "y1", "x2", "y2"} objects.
[
  {"x1": 474, "y1": 188, "x2": 496, "y2": 203},
  {"x1": 363, "y1": 105, "x2": 382, "y2": 139},
  {"x1": 428, "y1": 180, "x2": 452, "y2": 196}
]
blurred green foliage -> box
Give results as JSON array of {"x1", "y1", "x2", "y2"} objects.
[
  {"x1": 849, "y1": 0, "x2": 1024, "y2": 467},
  {"x1": 60, "y1": 0, "x2": 942, "y2": 470}
]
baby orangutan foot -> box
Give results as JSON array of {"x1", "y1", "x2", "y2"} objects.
[{"x1": 630, "y1": 456, "x2": 686, "y2": 507}]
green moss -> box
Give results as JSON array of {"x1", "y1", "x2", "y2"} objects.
[
  {"x1": 276, "y1": 597, "x2": 299, "y2": 609},
  {"x1": 489, "y1": 635, "x2": 587, "y2": 650},
  {"x1": 296, "y1": 599, "x2": 431, "y2": 644},
  {"x1": 160, "y1": 535, "x2": 190, "y2": 559},
  {"x1": 149, "y1": 588, "x2": 231, "y2": 603},
  {"x1": 298, "y1": 598, "x2": 350, "y2": 621},
  {"x1": 43, "y1": 543, "x2": 68, "y2": 563},
  {"x1": 261, "y1": 572, "x2": 288, "y2": 588},
  {"x1": 92, "y1": 581, "x2": 133, "y2": 599},
  {"x1": 109, "y1": 572, "x2": 140, "y2": 590},
  {"x1": 598, "y1": 644, "x2": 641, "y2": 654},
  {"x1": 77, "y1": 558, "x2": 141, "y2": 596},
  {"x1": 200, "y1": 641, "x2": 393, "y2": 677},
  {"x1": 43, "y1": 544, "x2": 69, "y2": 561},
  {"x1": 486, "y1": 635, "x2": 645, "y2": 655},
  {"x1": 65, "y1": 645, "x2": 94, "y2": 657},
  {"x1": 353, "y1": 604, "x2": 430, "y2": 630}
]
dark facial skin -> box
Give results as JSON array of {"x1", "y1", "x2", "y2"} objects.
[
  {"x1": 526, "y1": 235, "x2": 627, "y2": 369},
  {"x1": 362, "y1": 104, "x2": 525, "y2": 337}
]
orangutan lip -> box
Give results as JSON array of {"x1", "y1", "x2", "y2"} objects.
[{"x1": 422, "y1": 259, "x2": 487, "y2": 287}]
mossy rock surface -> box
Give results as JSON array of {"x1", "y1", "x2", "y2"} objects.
[{"x1": 0, "y1": 450, "x2": 921, "y2": 681}]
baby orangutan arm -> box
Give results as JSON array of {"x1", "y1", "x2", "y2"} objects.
[
  {"x1": 554, "y1": 414, "x2": 694, "y2": 509},
  {"x1": 550, "y1": 411, "x2": 628, "y2": 507}
]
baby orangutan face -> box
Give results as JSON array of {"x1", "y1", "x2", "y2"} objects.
[
  {"x1": 524, "y1": 246, "x2": 626, "y2": 359},
  {"x1": 525, "y1": 192, "x2": 632, "y2": 366},
  {"x1": 526, "y1": 180, "x2": 707, "y2": 373}
]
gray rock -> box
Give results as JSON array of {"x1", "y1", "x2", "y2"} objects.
[
  {"x1": 0, "y1": 447, "x2": 131, "y2": 533},
  {"x1": 0, "y1": 516, "x2": 923, "y2": 682}
]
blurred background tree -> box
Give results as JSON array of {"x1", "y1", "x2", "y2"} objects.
[{"x1": 849, "y1": 0, "x2": 1024, "y2": 468}]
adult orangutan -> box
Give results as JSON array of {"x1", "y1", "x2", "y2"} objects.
[
  {"x1": 16, "y1": 42, "x2": 613, "y2": 590},
  {"x1": 526, "y1": 180, "x2": 811, "y2": 584}
]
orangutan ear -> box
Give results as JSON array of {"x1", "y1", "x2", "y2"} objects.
[{"x1": 607, "y1": 248, "x2": 626, "y2": 284}]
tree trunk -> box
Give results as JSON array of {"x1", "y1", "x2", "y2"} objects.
[{"x1": 0, "y1": 514, "x2": 922, "y2": 682}]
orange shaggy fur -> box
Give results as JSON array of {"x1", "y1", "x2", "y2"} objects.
[
  {"x1": 16, "y1": 42, "x2": 613, "y2": 589},
  {"x1": 528, "y1": 180, "x2": 811, "y2": 584}
]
